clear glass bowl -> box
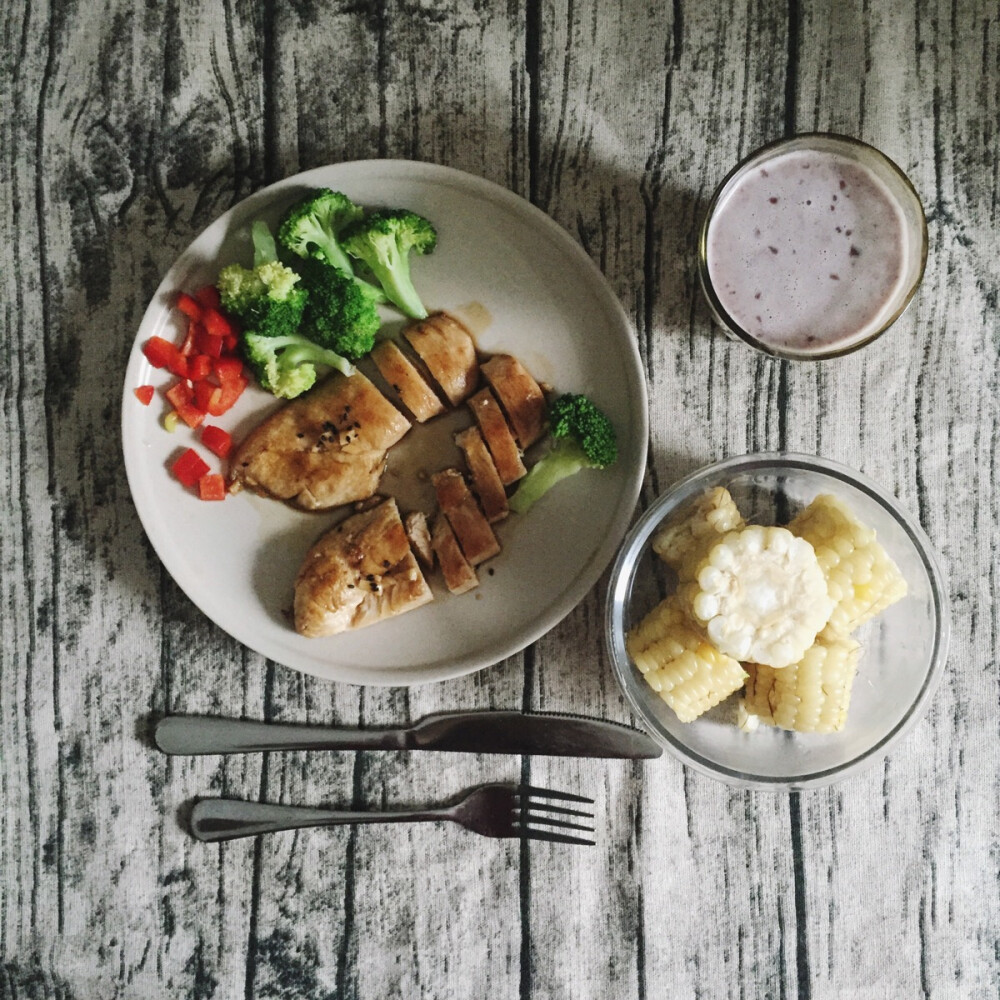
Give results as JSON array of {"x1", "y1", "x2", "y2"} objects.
[{"x1": 605, "y1": 454, "x2": 950, "y2": 790}]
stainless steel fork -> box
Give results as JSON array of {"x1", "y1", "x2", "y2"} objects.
[{"x1": 190, "y1": 783, "x2": 596, "y2": 846}]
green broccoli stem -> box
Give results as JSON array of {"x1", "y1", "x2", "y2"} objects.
[
  {"x1": 369, "y1": 259, "x2": 428, "y2": 320},
  {"x1": 252, "y1": 221, "x2": 278, "y2": 266},
  {"x1": 508, "y1": 440, "x2": 590, "y2": 514},
  {"x1": 281, "y1": 343, "x2": 355, "y2": 377}
]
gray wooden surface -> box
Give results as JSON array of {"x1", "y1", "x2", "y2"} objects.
[{"x1": 2, "y1": 1, "x2": 998, "y2": 997}]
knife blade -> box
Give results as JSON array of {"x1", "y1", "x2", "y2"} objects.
[{"x1": 154, "y1": 711, "x2": 662, "y2": 759}]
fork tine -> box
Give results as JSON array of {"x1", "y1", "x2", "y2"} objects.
[
  {"x1": 518, "y1": 812, "x2": 595, "y2": 833},
  {"x1": 520, "y1": 784, "x2": 594, "y2": 804},
  {"x1": 518, "y1": 800, "x2": 593, "y2": 819},
  {"x1": 518, "y1": 827, "x2": 597, "y2": 847}
]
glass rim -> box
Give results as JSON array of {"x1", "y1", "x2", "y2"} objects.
[
  {"x1": 604, "y1": 452, "x2": 951, "y2": 791},
  {"x1": 697, "y1": 133, "x2": 930, "y2": 362}
]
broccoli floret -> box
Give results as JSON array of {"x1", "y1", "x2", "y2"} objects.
[
  {"x1": 296, "y1": 257, "x2": 380, "y2": 360},
  {"x1": 340, "y1": 209, "x2": 437, "y2": 319},
  {"x1": 242, "y1": 330, "x2": 355, "y2": 399},
  {"x1": 508, "y1": 394, "x2": 617, "y2": 513},
  {"x1": 277, "y1": 189, "x2": 364, "y2": 276},
  {"x1": 216, "y1": 258, "x2": 308, "y2": 339}
]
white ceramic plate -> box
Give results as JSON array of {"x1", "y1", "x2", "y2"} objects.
[{"x1": 122, "y1": 160, "x2": 648, "y2": 686}]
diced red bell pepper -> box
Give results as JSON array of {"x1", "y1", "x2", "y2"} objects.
[
  {"x1": 175, "y1": 402, "x2": 205, "y2": 428},
  {"x1": 179, "y1": 320, "x2": 199, "y2": 357},
  {"x1": 164, "y1": 380, "x2": 193, "y2": 410},
  {"x1": 176, "y1": 292, "x2": 203, "y2": 321},
  {"x1": 194, "y1": 285, "x2": 221, "y2": 310},
  {"x1": 200, "y1": 425, "x2": 233, "y2": 459},
  {"x1": 187, "y1": 354, "x2": 213, "y2": 382},
  {"x1": 193, "y1": 380, "x2": 221, "y2": 414},
  {"x1": 197, "y1": 472, "x2": 227, "y2": 501},
  {"x1": 209, "y1": 373, "x2": 248, "y2": 416},
  {"x1": 214, "y1": 356, "x2": 244, "y2": 383},
  {"x1": 143, "y1": 336, "x2": 184, "y2": 371},
  {"x1": 171, "y1": 448, "x2": 211, "y2": 488},
  {"x1": 133, "y1": 385, "x2": 155, "y2": 405},
  {"x1": 194, "y1": 326, "x2": 224, "y2": 358},
  {"x1": 202, "y1": 307, "x2": 234, "y2": 339},
  {"x1": 223, "y1": 333, "x2": 239, "y2": 353}
]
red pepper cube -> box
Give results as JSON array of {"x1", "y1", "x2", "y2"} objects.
[
  {"x1": 197, "y1": 472, "x2": 227, "y2": 501},
  {"x1": 176, "y1": 292, "x2": 203, "y2": 322},
  {"x1": 171, "y1": 448, "x2": 210, "y2": 488},
  {"x1": 202, "y1": 307, "x2": 234, "y2": 339},
  {"x1": 209, "y1": 373, "x2": 248, "y2": 415},
  {"x1": 222, "y1": 333, "x2": 239, "y2": 353},
  {"x1": 193, "y1": 380, "x2": 222, "y2": 414},
  {"x1": 164, "y1": 380, "x2": 193, "y2": 410},
  {"x1": 133, "y1": 385, "x2": 155, "y2": 405},
  {"x1": 180, "y1": 320, "x2": 200, "y2": 357},
  {"x1": 194, "y1": 326, "x2": 224, "y2": 358},
  {"x1": 143, "y1": 335, "x2": 182, "y2": 370},
  {"x1": 187, "y1": 354, "x2": 213, "y2": 382},
  {"x1": 175, "y1": 402, "x2": 205, "y2": 428},
  {"x1": 214, "y1": 357, "x2": 244, "y2": 383},
  {"x1": 194, "y1": 285, "x2": 221, "y2": 310},
  {"x1": 200, "y1": 424, "x2": 233, "y2": 459}
]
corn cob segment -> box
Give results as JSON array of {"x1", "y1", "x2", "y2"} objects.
[
  {"x1": 684, "y1": 525, "x2": 834, "y2": 668},
  {"x1": 742, "y1": 634, "x2": 861, "y2": 733},
  {"x1": 626, "y1": 595, "x2": 747, "y2": 723},
  {"x1": 651, "y1": 487, "x2": 745, "y2": 581},
  {"x1": 788, "y1": 494, "x2": 907, "y2": 635}
]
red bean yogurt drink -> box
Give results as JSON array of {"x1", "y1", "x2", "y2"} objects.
[{"x1": 700, "y1": 135, "x2": 927, "y2": 359}]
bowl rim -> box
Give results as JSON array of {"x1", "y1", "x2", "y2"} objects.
[{"x1": 605, "y1": 452, "x2": 951, "y2": 790}]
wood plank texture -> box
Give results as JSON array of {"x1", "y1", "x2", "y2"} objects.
[{"x1": 1, "y1": 0, "x2": 997, "y2": 997}]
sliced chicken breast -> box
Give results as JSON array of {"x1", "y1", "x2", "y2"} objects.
[
  {"x1": 467, "y1": 387, "x2": 526, "y2": 485},
  {"x1": 481, "y1": 354, "x2": 547, "y2": 448},
  {"x1": 404, "y1": 510, "x2": 435, "y2": 570},
  {"x1": 404, "y1": 312, "x2": 480, "y2": 406},
  {"x1": 371, "y1": 339, "x2": 445, "y2": 423},
  {"x1": 228, "y1": 371, "x2": 411, "y2": 510},
  {"x1": 455, "y1": 425, "x2": 508, "y2": 523},
  {"x1": 430, "y1": 513, "x2": 479, "y2": 595},
  {"x1": 293, "y1": 498, "x2": 433, "y2": 637},
  {"x1": 431, "y1": 468, "x2": 500, "y2": 566}
]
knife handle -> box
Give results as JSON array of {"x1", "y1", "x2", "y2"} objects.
[{"x1": 154, "y1": 715, "x2": 404, "y2": 755}]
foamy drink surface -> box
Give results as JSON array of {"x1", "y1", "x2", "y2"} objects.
[{"x1": 706, "y1": 149, "x2": 909, "y2": 355}]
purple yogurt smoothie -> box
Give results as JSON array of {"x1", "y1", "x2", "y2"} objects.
[{"x1": 706, "y1": 148, "x2": 910, "y2": 355}]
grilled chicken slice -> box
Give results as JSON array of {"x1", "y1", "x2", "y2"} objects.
[
  {"x1": 467, "y1": 387, "x2": 526, "y2": 485},
  {"x1": 371, "y1": 339, "x2": 445, "y2": 423},
  {"x1": 404, "y1": 312, "x2": 479, "y2": 406},
  {"x1": 293, "y1": 498, "x2": 433, "y2": 637},
  {"x1": 228, "y1": 371, "x2": 411, "y2": 511},
  {"x1": 431, "y1": 468, "x2": 500, "y2": 566},
  {"x1": 481, "y1": 354, "x2": 547, "y2": 448},
  {"x1": 455, "y1": 426, "x2": 508, "y2": 523},
  {"x1": 430, "y1": 513, "x2": 479, "y2": 595},
  {"x1": 404, "y1": 510, "x2": 435, "y2": 570}
]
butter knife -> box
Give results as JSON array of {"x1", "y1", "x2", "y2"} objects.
[{"x1": 154, "y1": 711, "x2": 662, "y2": 759}]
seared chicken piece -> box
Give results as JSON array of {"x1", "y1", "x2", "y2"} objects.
[
  {"x1": 481, "y1": 354, "x2": 547, "y2": 448},
  {"x1": 404, "y1": 312, "x2": 479, "y2": 406},
  {"x1": 467, "y1": 387, "x2": 526, "y2": 485},
  {"x1": 371, "y1": 339, "x2": 445, "y2": 423},
  {"x1": 455, "y1": 426, "x2": 508, "y2": 523},
  {"x1": 293, "y1": 498, "x2": 433, "y2": 637},
  {"x1": 431, "y1": 513, "x2": 479, "y2": 595},
  {"x1": 404, "y1": 510, "x2": 435, "y2": 570},
  {"x1": 228, "y1": 371, "x2": 411, "y2": 511},
  {"x1": 431, "y1": 468, "x2": 500, "y2": 566}
]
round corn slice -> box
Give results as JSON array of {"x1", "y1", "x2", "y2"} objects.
[{"x1": 687, "y1": 525, "x2": 834, "y2": 668}]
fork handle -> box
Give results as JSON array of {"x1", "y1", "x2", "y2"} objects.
[{"x1": 190, "y1": 799, "x2": 444, "y2": 842}]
